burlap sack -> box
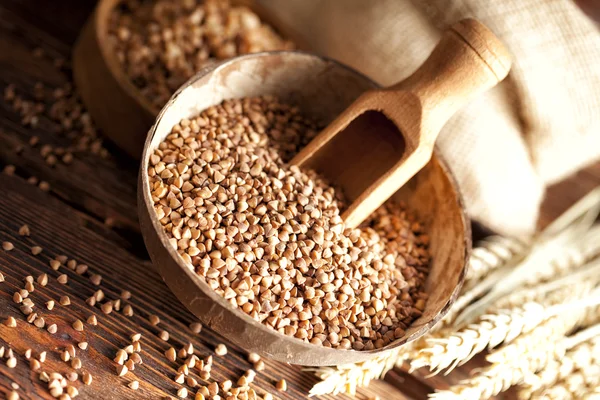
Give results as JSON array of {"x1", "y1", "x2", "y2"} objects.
[{"x1": 258, "y1": 0, "x2": 600, "y2": 237}]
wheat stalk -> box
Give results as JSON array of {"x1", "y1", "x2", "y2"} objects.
[
  {"x1": 308, "y1": 343, "x2": 415, "y2": 396},
  {"x1": 410, "y1": 282, "x2": 600, "y2": 376},
  {"x1": 518, "y1": 331, "x2": 600, "y2": 399},
  {"x1": 411, "y1": 302, "x2": 549, "y2": 375},
  {"x1": 487, "y1": 293, "x2": 600, "y2": 365},
  {"x1": 581, "y1": 386, "x2": 600, "y2": 400},
  {"x1": 430, "y1": 301, "x2": 599, "y2": 400},
  {"x1": 454, "y1": 188, "x2": 600, "y2": 328},
  {"x1": 495, "y1": 258, "x2": 600, "y2": 309},
  {"x1": 455, "y1": 226, "x2": 600, "y2": 328},
  {"x1": 540, "y1": 367, "x2": 600, "y2": 399},
  {"x1": 464, "y1": 236, "x2": 529, "y2": 290}
]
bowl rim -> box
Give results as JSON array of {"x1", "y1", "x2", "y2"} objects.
[
  {"x1": 95, "y1": 0, "x2": 159, "y2": 117},
  {"x1": 138, "y1": 50, "x2": 471, "y2": 365}
]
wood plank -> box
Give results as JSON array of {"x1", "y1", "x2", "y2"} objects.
[
  {"x1": 0, "y1": 4, "x2": 142, "y2": 249},
  {"x1": 0, "y1": 172, "x2": 417, "y2": 399},
  {"x1": 1, "y1": 0, "x2": 598, "y2": 398}
]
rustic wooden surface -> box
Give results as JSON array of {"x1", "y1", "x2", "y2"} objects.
[{"x1": 0, "y1": 0, "x2": 599, "y2": 399}]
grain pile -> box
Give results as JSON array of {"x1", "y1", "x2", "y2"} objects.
[
  {"x1": 148, "y1": 96, "x2": 430, "y2": 350},
  {"x1": 108, "y1": 0, "x2": 293, "y2": 109}
]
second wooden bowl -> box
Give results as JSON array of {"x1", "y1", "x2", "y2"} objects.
[
  {"x1": 138, "y1": 51, "x2": 471, "y2": 366},
  {"x1": 73, "y1": 0, "x2": 303, "y2": 158}
]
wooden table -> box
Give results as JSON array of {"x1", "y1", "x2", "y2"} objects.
[{"x1": 0, "y1": 1, "x2": 598, "y2": 399}]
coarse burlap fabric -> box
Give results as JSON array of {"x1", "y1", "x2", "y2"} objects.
[{"x1": 258, "y1": 0, "x2": 600, "y2": 237}]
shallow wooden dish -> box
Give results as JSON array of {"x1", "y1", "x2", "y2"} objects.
[
  {"x1": 138, "y1": 52, "x2": 471, "y2": 366},
  {"x1": 73, "y1": 0, "x2": 303, "y2": 158}
]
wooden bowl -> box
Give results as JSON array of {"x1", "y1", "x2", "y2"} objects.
[
  {"x1": 138, "y1": 52, "x2": 471, "y2": 366},
  {"x1": 73, "y1": 0, "x2": 304, "y2": 159}
]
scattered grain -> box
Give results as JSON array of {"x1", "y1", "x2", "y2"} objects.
[
  {"x1": 254, "y1": 360, "x2": 265, "y2": 371},
  {"x1": 37, "y1": 273, "x2": 48, "y2": 286},
  {"x1": 128, "y1": 380, "x2": 139, "y2": 390},
  {"x1": 2, "y1": 241, "x2": 14, "y2": 251},
  {"x1": 215, "y1": 344, "x2": 227, "y2": 356},
  {"x1": 31, "y1": 246, "x2": 42, "y2": 255},
  {"x1": 66, "y1": 372, "x2": 78, "y2": 382},
  {"x1": 116, "y1": 364, "x2": 128, "y2": 377},
  {"x1": 159, "y1": 330, "x2": 169, "y2": 341},
  {"x1": 101, "y1": 302, "x2": 113, "y2": 314},
  {"x1": 72, "y1": 319, "x2": 84, "y2": 331},
  {"x1": 186, "y1": 377, "x2": 198, "y2": 388},
  {"x1": 174, "y1": 373, "x2": 185, "y2": 384},
  {"x1": 71, "y1": 357, "x2": 82, "y2": 369},
  {"x1": 7, "y1": 357, "x2": 17, "y2": 368},
  {"x1": 61, "y1": 351, "x2": 70, "y2": 362},
  {"x1": 47, "y1": 324, "x2": 57, "y2": 334},
  {"x1": 33, "y1": 317, "x2": 45, "y2": 328},
  {"x1": 18, "y1": 225, "x2": 30, "y2": 236},
  {"x1": 49, "y1": 260, "x2": 61, "y2": 270},
  {"x1": 131, "y1": 353, "x2": 142, "y2": 364},
  {"x1": 20, "y1": 305, "x2": 33, "y2": 315},
  {"x1": 66, "y1": 386, "x2": 78, "y2": 398},
  {"x1": 75, "y1": 264, "x2": 88, "y2": 275},
  {"x1": 57, "y1": 274, "x2": 68, "y2": 284},
  {"x1": 89, "y1": 274, "x2": 102, "y2": 285},
  {"x1": 190, "y1": 322, "x2": 202, "y2": 334},
  {"x1": 60, "y1": 296, "x2": 71, "y2": 306},
  {"x1": 114, "y1": 350, "x2": 128, "y2": 365},
  {"x1": 275, "y1": 379, "x2": 287, "y2": 392},
  {"x1": 24, "y1": 281, "x2": 34, "y2": 292},
  {"x1": 149, "y1": 315, "x2": 160, "y2": 325},
  {"x1": 82, "y1": 372, "x2": 93, "y2": 385},
  {"x1": 30, "y1": 359, "x2": 41, "y2": 371},
  {"x1": 123, "y1": 304, "x2": 133, "y2": 316},
  {"x1": 165, "y1": 347, "x2": 177, "y2": 362}
]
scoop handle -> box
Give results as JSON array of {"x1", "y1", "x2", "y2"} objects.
[{"x1": 390, "y1": 18, "x2": 512, "y2": 143}]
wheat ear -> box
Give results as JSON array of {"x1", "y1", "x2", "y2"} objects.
[
  {"x1": 307, "y1": 343, "x2": 414, "y2": 396},
  {"x1": 464, "y1": 236, "x2": 529, "y2": 290},
  {"x1": 518, "y1": 332, "x2": 600, "y2": 399},
  {"x1": 540, "y1": 366, "x2": 600, "y2": 399},
  {"x1": 581, "y1": 386, "x2": 600, "y2": 400},
  {"x1": 430, "y1": 302, "x2": 597, "y2": 400},
  {"x1": 454, "y1": 189, "x2": 600, "y2": 328},
  {"x1": 411, "y1": 302, "x2": 550, "y2": 375},
  {"x1": 411, "y1": 283, "x2": 600, "y2": 376},
  {"x1": 494, "y1": 249, "x2": 600, "y2": 310}
]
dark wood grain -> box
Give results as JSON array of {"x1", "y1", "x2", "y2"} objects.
[{"x1": 0, "y1": 0, "x2": 599, "y2": 399}]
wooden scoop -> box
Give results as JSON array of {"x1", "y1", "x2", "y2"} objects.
[{"x1": 291, "y1": 19, "x2": 512, "y2": 228}]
